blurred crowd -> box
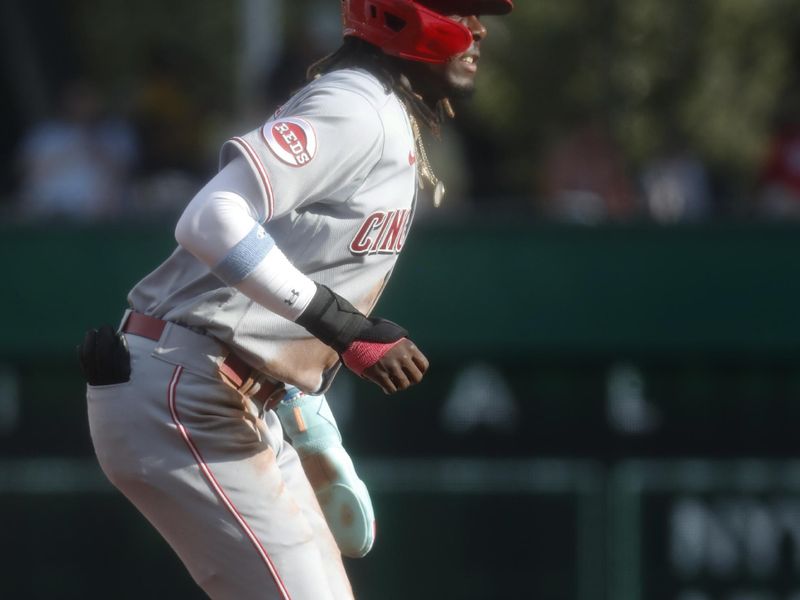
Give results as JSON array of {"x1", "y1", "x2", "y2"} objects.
[
  {"x1": 430, "y1": 100, "x2": 800, "y2": 224},
  {"x1": 8, "y1": 58, "x2": 216, "y2": 224},
  {"x1": 8, "y1": 70, "x2": 800, "y2": 227},
  {"x1": 5, "y1": 33, "x2": 800, "y2": 226}
]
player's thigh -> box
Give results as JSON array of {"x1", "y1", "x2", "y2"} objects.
[{"x1": 88, "y1": 358, "x2": 337, "y2": 600}]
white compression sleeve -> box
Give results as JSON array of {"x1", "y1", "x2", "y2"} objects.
[{"x1": 174, "y1": 158, "x2": 317, "y2": 321}]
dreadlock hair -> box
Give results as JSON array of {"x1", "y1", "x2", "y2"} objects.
[{"x1": 306, "y1": 37, "x2": 454, "y2": 139}]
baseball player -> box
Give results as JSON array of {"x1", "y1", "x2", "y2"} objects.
[{"x1": 79, "y1": 1, "x2": 513, "y2": 598}]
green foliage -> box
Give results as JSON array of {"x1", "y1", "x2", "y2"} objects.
[
  {"x1": 477, "y1": 0, "x2": 800, "y2": 190},
  {"x1": 70, "y1": 0, "x2": 236, "y2": 108},
  {"x1": 66, "y1": 0, "x2": 800, "y2": 194}
]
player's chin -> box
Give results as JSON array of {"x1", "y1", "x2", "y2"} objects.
[
  {"x1": 445, "y1": 78, "x2": 477, "y2": 100},
  {"x1": 445, "y1": 59, "x2": 478, "y2": 94},
  {"x1": 445, "y1": 57, "x2": 479, "y2": 97}
]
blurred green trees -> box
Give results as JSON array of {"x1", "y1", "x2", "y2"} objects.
[
  {"x1": 70, "y1": 0, "x2": 800, "y2": 197},
  {"x1": 71, "y1": 0, "x2": 235, "y2": 93},
  {"x1": 478, "y1": 0, "x2": 800, "y2": 193}
]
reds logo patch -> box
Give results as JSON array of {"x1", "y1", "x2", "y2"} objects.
[
  {"x1": 262, "y1": 118, "x2": 317, "y2": 167},
  {"x1": 350, "y1": 209, "x2": 411, "y2": 256}
]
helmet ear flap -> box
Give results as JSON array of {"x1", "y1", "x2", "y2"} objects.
[{"x1": 416, "y1": 0, "x2": 513, "y2": 15}]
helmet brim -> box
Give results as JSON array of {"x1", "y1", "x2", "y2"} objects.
[{"x1": 417, "y1": 0, "x2": 514, "y2": 16}]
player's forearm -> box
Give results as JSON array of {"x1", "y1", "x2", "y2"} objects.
[{"x1": 234, "y1": 244, "x2": 317, "y2": 319}]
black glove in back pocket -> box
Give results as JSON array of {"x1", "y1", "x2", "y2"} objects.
[{"x1": 78, "y1": 325, "x2": 131, "y2": 386}]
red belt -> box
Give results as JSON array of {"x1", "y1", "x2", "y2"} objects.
[{"x1": 121, "y1": 312, "x2": 283, "y2": 407}]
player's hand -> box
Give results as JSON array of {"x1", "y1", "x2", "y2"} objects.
[
  {"x1": 361, "y1": 338, "x2": 429, "y2": 394},
  {"x1": 295, "y1": 285, "x2": 428, "y2": 392}
]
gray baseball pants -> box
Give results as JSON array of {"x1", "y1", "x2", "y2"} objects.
[{"x1": 87, "y1": 320, "x2": 353, "y2": 599}]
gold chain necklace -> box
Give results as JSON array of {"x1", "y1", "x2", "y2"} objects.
[{"x1": 407, "y1": 110, "x2": 446, "y2": 208}]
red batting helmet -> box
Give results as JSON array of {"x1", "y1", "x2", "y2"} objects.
[{"x1": 342, "y1": 0, "x2": 514, "y2": 64}]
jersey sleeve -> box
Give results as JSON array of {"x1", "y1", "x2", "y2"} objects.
[{"x1": 220, "y1": 86, "x2": 386, "y2": 222}]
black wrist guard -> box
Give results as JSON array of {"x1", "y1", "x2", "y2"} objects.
[{"x1": 296, "y1": 285, "x2": 408, "y2": 353}]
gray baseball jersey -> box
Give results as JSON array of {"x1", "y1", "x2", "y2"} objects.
[{"x1": 129, "y1": 68, "x2": 419, "y2": 394}]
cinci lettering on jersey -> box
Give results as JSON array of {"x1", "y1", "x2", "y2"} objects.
[{"x1": 349, "y1": 209, "x2": 411, "y2": 255}]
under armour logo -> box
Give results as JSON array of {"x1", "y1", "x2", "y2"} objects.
[{"x1": 285, "y1": 289, "x2": 300, "y2": 306}]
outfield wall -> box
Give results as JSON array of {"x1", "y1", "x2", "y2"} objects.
[{"x1": 1, "y1": 223, "x2": 798, "y2": 599}]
